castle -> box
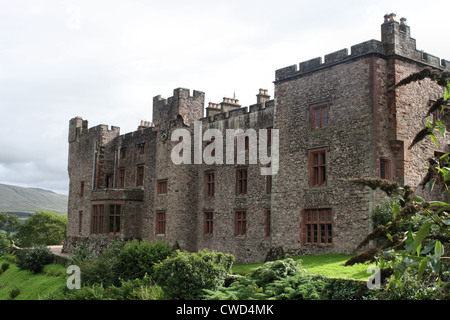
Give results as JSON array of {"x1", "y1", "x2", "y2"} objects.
[{"x1": 65, "y1": 14, "x2": 450, "y2": 263}]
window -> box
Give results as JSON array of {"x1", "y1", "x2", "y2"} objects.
[
  {"x1": 303, "y1": 209, "x2": 333, "y2": 245},
  {"x1": 265, "y1": 209, "x2": 271, "y2": 237},
  {"x1": 92, "y1": 204, "x2": 104, "y2": 234},
  {"x1": 267, "y1": 127, "x2": 273, "y2": 147},
  {"x1": 266, "y1": 174, "x2": 272, "y2": 194},
  {"x1": 380, "y1": 158, "x2": 392, "y2": 180},
  {"x1": 120, "y1": 147, "x2": 127, "y2": 159},
  {"x1": 78, "y1": 211, "x2": 83, "y2": 234},
  {"x1": 204, "y1": 211, "x2": 213, "y2": 235},
  {"x1": 205, "y1": 171, "x2": 215, "y2": 198},
  {"x1": 236, "y1": 167, "x2": 248, "y2": 195},
  {"x1": 118, "y1": 168, "x2": 125, "y2": 188},
  {"x1": 137, "y1": 165, "x2": 145, "y2": 186},
  {"x1": 309, "y1": 148, "x2": 327, "y2": 186},
  {"x1": 235, "y1": 210, "x2": 246, "y2": 236},
  {"x1": 310, "y1": 104, "x2": 328, "y2": 129},
  {"x1": 80, "y1": 181, "x2": 85, "y2": 197},
  {"x1": 157, "y1": 180, "x2": 167, "y2": 195},
  {"x1": 138, "y1": 143, "x2": 145, "y2": 155},
  {"x1": 109, "y1": 204, "x2": 121, "y2": 235},
  {"x1": 156, "y1": 212, "x2": 166, "y2": 235}
]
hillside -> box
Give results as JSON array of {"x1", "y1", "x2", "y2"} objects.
[{"x1": 0, "y1": 183, "x2": 68, "y2": 215}]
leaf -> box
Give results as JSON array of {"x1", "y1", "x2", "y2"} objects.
[
  {"x1": 413, "y1": 196, "x2": 425, "y2": 203},
  {"x1": 435, "y1": 241, "x2": 444, "y2": 257},
  {"x1": 393, "y1": 202, "x2": 400, "y2": 219},
  {"x1": 418, "y1": 257, "x2": 429, "y2": 278},
  {"x1": 429, "y1": 133, "x2": 438, "y2": 147},
  {"x1": 445, "y1": 82, "x2": 450, "y2": 101},
  {"x1": 412, "y1": 222, "x2": 432, "y2": 254}
]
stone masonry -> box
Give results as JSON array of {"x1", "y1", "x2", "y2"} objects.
[{"x1": 64, "y1": 14, "x2": 450, "y2": 263}]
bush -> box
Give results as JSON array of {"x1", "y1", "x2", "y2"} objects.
[
  {"x1": 116, "y1": 239, "x2": 174, "y2": 281},
  {"x1": 61, "y1": 274, "x2": 164, "y2": 300},
  {"x1": 1, "y1": 262, "x2": 10, "y2": 272},
  {"x1": 204, "y1": 258, "x2": 324, "y2": 300},
  {"x1": 154, "y1": 249, "x2": 235, "y2": 300},
  {"x1": 9, "y1": 287, "x2": 20, "y2": 299},
  {"x1": 16, "y1": 245, "x2": 54, "y2": 273},
  {"x1": 77, "y1": 246, "x2": 121, "y2": 287}
]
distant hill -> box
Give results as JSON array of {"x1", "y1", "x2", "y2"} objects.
[{"x1": 0, "y1": 183, "x2": 68, "y2": 215}]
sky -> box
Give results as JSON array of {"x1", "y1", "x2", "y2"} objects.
[{"x1": 0, "y1": 0, "x2": 448, "y2": 195}]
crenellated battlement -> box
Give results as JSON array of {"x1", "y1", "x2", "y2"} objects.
[
  {"x1": 68, "y1": 116, "x2": 120, "y2": 143},
  {"x1": 199, "y1": 91, "x2": 275, "y2": 126},
  {"x1": 275, "y1": 14, "x2": 450, "y2": 83}
]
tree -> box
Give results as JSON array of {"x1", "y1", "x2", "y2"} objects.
[
  {"x1": 345, "y1": 67, "x2": 450, "y2": 299},
  {"x1": 16, "y1": 211, "x2": 67, "y2": 247}
]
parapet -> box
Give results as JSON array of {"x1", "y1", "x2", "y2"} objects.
[
  {"x1": 68, "y1": 116, "x2": 120, "y2": 143},
  {"x1": 275, "y1": 14, "x2": 449, "y2": 82},
  {"x1": 152, "y1": 88, "x2": 205, "y2": 127},
  {"x1": 200, "y1": 89, "x2": 274, "y2": 125}
]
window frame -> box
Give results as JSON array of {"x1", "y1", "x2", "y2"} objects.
[
  {"x1": 108, "y1": 204, "x2": 121, "y2": 235},
  {"x1": 91, "y1": 204, "x2": 105, "y2": 234},
  {"x1": 380, "y1": 157, "x2": 392, "y2": 180},
  {"x1": 203, "y1": 211, "x2": 214, "y2": 235},
  {"x1": 302, "y1": 208, "x2": 333, "y2": 245},
  {"x1": 156, "y1": 211, "x2": 166, "y2": 235},
  {"x1": 118, "y1": 168, "x2": 125, "y2": 188},
  {"x1": 205, "y1": 171, "x2": 215, "y2": 198},
  {"x1": 310, "y1": 103, "x2": 329, "y2": 129},
  {"x1": 236, "y1": 167, "x2": 248, "y2": 195},
  {"x1": 234, "y1": 210, "x2": 247, "y2": 236},
  {"x1": 136, "y1": 164, "x2": 145, "y2": 186},
  {"x1": 308, "y1": 147, "x2": 327, "y2": 187},
  {"x1": 157, "y1": 179, "x2": 168, "y2": 195}
]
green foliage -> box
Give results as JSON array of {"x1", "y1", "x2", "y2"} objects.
[
  {"x1": 16, "y1": 245, "x2": 54, "y2": 273},
  {"x1": 16, "y1": 211, "x2": 67, "y2": 247},
  {"x1": 9, "y1": 287, "x2": 20, "y2": 299},
  {"x1": 76, "y1": 245, "x2": 122, "y2": 287},
  {"x1": 1, "y1": 262, "x2": 10, "y2": 272},
  {"x1": 248, "y1": 258, "x2": 304, "y2": 287},
  {"x1": 116, "y1": 239, "x2": 174, "y2": 281},
  {"x1": 204, "y1": 258, "x2": 328, "y2": 300},
  {"x1": 0, "y1": 232, "x2": 11, "y2": 256},
  {"x1": 154, "y1": 249, "x2": 234, "y2": 300},
  {"x1": 264, "y1": 272, "x2": 326, "y2": 300},
  {"x1": 61, "y1": 274, "x2": 164, "y2": 300}
]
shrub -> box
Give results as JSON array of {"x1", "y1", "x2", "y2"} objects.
[
  {"x1": 9, "y1": 287, "x2": 20, "y2": 299},
  {"x1": 16, "y1": 245, "x2": 54, "y2": 273},
  {"x1": 61, "y1": 274, "x2": 164, "y2": 300},
  {"x1": 248, "y1": 258, "x2": 303, "y2": 287},
  {"x1": 77, "y1": 247, "x2": 121, "y2": 287},
  {"x1": 204, "y1": 258, "x2": 322, "y2": 300},
  {"x1": 154, "y1": 249, "x2": 235, "y2": 300},
  {"x1": 70, "y1": 242, "x2": 93, "y2": 263},
  {"x1": 264, "y1": 272, "x2": 327, "y2": 300},
  {"x1": 1, "y1": 262, "x2": 10, "y2": 272},
  {"x1": 115, "y1": 239, "x2": 174, "y2": 281}
]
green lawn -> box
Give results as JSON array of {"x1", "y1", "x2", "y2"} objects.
[
  {"x1": 0, "y1": 256, "x2": 67, "y2": 300},
  {"x1": 232, "y1": 254, "x2": 374, "y2": 281}
]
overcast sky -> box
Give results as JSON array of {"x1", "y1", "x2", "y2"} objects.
[{"x1": 0, "y1": 0, "x2": 448, "y2": 195}]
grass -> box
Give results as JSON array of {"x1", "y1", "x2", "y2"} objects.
[
  {"x1": 232, "y1": 254, "x2": 374, "y2": 281},
  {"x1": 0, "y1": 255, "x2": 67, "y2": 300}
]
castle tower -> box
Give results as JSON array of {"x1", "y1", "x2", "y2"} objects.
[{"x1": 152, "y1": 88, "x2": 205, "y2": 128}]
